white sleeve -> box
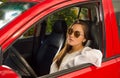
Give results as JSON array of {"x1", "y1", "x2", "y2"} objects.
[
  {"x1": 49, "y1": 61, "x2": 58, "y2": 74},
  {"x1": 73, "y1": 49, "x2": 103, "y2": 67}
]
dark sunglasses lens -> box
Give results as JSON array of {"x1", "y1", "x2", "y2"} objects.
[
  {"x1": 68, "y1": 28, "x2": 73, "y2": 35},
  {"x1": 74, "y1": 31, "x2": 80, "y2": 38}
]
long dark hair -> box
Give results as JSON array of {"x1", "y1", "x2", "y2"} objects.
[{"x1": 53, "y1": 19, "x2": 89, "y2": 68}]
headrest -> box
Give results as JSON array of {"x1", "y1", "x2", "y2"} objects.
[
  {"x1": 82, "y1": 20, "x2": 99, "y2": 49},
  {"x1": 90, "y1": 24, "x2": 100, "y2": 49},
  {"x1": 52, "y1": 20, "x2": 67, "y2": 33}
]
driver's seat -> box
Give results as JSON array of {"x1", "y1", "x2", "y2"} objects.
[{"x1": 34, "y1": 20, "x2": 67, "y2": 76}]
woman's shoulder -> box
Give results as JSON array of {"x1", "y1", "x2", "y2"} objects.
[
  {"x1": 75, "y1": 47, "x2": 103, "y2": 67},
  {"x1": 82, "y1": 47, "x2": 102, "y2": 57},
  {"x1": 83, "y1": 47, "x2": 102, "y2": 53}
]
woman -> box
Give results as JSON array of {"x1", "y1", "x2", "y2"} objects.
[{"x1": 50, "y1": 20, "x2": 103, "y2": 73}]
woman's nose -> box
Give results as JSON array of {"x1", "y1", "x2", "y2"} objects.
[{"x1": 69, "y1": 32, "x2": 74, "y2": 37}]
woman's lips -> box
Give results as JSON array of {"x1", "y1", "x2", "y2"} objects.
[{"x1": 69, "y1": 38, "x2": 74, "y2": 42}]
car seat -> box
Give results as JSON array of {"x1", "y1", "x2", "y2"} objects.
[
  {"x1": 84, "y1": 20, "x2": 100, "y2": 49},
  {"x1": 34, "y1": 20, "x2": 67, "y2": 76}
]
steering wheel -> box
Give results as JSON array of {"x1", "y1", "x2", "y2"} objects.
[{"x1": 10, "y1": 46, "x2": 37, "y2": 77}]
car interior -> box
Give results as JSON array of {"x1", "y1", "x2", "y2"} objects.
[{"x1": 3, "y1": 3, "x2": 103, "y2": 77}]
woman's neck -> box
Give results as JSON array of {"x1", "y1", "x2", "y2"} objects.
[{"x1": 70, "y1": 45, "x2": 84, "y2": 53}]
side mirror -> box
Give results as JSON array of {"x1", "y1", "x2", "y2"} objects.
[{"x1": 0, "y1": 47, "x2": 2, "y2": 65}]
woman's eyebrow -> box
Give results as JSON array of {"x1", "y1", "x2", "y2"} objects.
[{"x1": 74, "y1": 30, "x2": 82, "y2": 32}]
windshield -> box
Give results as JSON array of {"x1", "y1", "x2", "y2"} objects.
[{"x1": 0, "y1": 2, "x2": 36, "y2": 29}]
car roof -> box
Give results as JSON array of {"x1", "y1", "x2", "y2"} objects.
[
  {"x1": 6, "y1": 0, "x2": 67, "y2": 3},
  {"x1": 6, "y1": 0, "x2": 47, "y2": 3}
]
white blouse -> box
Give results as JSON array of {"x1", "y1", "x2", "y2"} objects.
[{"x1": 50, "y1": 47, "x2": 103, "y2": 74}]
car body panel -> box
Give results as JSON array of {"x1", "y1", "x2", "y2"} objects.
[
  {"x1": 58, "y1": 58, "x2": 119, "y2": 78},
  {"x1": 0, "y1": 66, "x2": 19, "y2": 78},
  {"x1": 102, "y1": 0, "x2": 120, "y2": 57}
]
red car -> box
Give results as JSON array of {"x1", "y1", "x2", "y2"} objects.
[{"x1": 0, "y1": 0, "x2": 120, "y2": 78}]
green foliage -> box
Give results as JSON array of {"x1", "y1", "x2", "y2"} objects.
[
  {"x1": 24, "y1": 7, "x2": 79, "y2": 36},
  {"x1": 46, "y1": 7, "x2": 78, "y2": 33},
  {"x1": 24, "y1": 27, "x2": 34, "y2": 37},
  {"x1": 1, "y1": 0, "x2": 7, "y2": 2}
]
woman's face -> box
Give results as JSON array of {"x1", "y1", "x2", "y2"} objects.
[{"x1": 67, "y1": 24, "x2": 86, "y2": 47}]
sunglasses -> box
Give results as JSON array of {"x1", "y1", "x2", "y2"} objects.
[{"x1": 68, "y1": 28, "x2": 83, "y2": 38}]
